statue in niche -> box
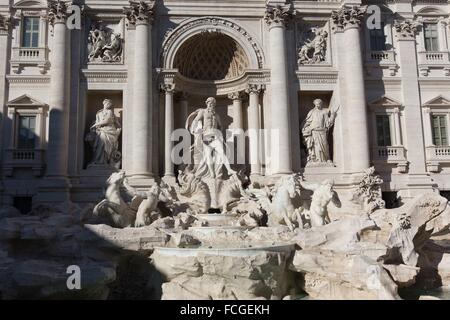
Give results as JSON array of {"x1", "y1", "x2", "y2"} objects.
[
  {"x1": 85, "y1": 99, "x2": 122, "y2": 168},
  {"x1": 185, "y1": 97, "x2": 236, "y2": 179},
  {"x1": 88, "y1": 23, "x2": 123, "y2": 63},
  {"x1": 297, "y1": 27, "x2": 328, "y2": 65},
  {"x1": 301, "y1": 98, "x2": 338, "y2": 165}
]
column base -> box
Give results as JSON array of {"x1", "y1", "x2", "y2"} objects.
[
  {"x1": 127, "y1": 174, "x2": 158, "y2": 191},
  {"x1": 35, "y1": 176, "x2": 72, "y2": 204}
]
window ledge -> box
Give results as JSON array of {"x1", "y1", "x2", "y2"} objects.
[
  {"x1": 426, "y1": 145, "x2": 450, "y2": 172},
  {"x1": 10, "y1": 47, "x2": 50, "y2": 74},
  {"x1": 372, "y1": 146, "x2": 408, "y2": 172},
  {"x1": 3, "y1": 148, "x2": 45, "y2": 176}
]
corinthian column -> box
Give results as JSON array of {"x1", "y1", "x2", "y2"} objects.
[
  {"x1": 36, "y1": 0, "x2": 71, "y2": 203},
  {"x1": 161, "y1": 83, "x2": 175, "y2": 180},
  {"x1": 228, "y1": 91, "x2": 244, "y2": 131},
  {"x1": 264, "y1": 3, "x2": 293, "y2": 175},
  {"x1": 124, "y1": 1, "x2": 154, "y2": 182},
  {"x1": 331, "y1": 6, "x2": 370, "y2": 173},
  {"x1": 246, "y1": 84, "x2": 263, "y2": 177}
]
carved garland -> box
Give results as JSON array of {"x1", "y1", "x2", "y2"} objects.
[{"x1": 162, "y1": 17, "x2": 264, "y2": 69}]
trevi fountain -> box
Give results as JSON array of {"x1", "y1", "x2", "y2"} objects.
[{"x1": 1, "y1": 96, "x2": 449, "y2": 300}]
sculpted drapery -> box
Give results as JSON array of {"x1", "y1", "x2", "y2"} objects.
[
  {"x1": 301, "y1": 98, "x2": 337, "y2": 164},
  {"x1": 86, "y1": 99, "x2": 122, "y2": 167}
]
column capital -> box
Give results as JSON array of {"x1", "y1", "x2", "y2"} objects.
[
  {"x1": 264, "y1": 3, "x2": 294, "y2": 29},
  {"x1": 423, "y1": 107, "x2": 431, "y2": 114},
  {"x1": 394, "y1": 19, "x2": 420, "y2": 40},
  {"x1": 246, "y1": 84, "x2": 265, "y2": 95},
  {"x1": 48, "y1": 0, "x2": 69, "y2": 26},
  {"x1": 228, "y1": 91, "x2": 245, "y2": 101},
  {"x1": 124, "y1": 1, "x2": 155, "y2": 27},
  {"x1": 160, "y1": 83, "x2": 175, "y2": 93},
  {"x1": 331, "y1": 5, "x2": 366, "y2": 32}
]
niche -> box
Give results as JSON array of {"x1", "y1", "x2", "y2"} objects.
[
  {"x1": 298, "y1": 91, "x2": 334, "y2": 168},
  {"x1": 84, "y1": 91, "x2": 123, "y2": 169}
]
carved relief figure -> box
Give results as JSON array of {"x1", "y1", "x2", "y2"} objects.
[
  {"x1": 301, "y1": 99, "x2": 338, "y2": 164},
  {"x1": 186, "y1": 97, "x2": 236, "y2": 179},
  {"x1": 297, "y1": 28, "x2": 328, "y2": 65},
  {"x1": 88, "y1": 23, "x2": 123, "y2": 63},
  {"x1": 86, "y1": 99, "x2": 122, "y2": 168}
]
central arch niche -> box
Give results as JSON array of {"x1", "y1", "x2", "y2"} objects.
[{"x1": 173, "y1": 32, "x2": 249, "y2": 81}]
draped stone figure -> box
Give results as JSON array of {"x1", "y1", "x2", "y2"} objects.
[
  {"x1": 185, "y1": 97, "x2": 236, "y2": 179},
  {"x1": 86, "y1": 99, "x2": 122, "y2": 168},
  {"x1": 301, "y1": 99, "x2": 338, "y2": 164}
]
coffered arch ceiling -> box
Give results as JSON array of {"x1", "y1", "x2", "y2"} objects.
[{"x1": 173, "y1": 32, "x2": 249, "y2": 81}]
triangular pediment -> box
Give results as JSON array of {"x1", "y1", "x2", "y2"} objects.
[
  {"x1": 368, "y1": 95, "x2": 402, "y2": 106},
  {"x1": 423, "y1": 95, "x2": 450, "y2": 106},
  {"x1": 7, "y1": 94, "x2": 46, "y2": 106}
]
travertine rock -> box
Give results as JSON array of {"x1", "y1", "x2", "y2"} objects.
[{"x1": 290, "y1": 250, "x2": 400, "y2": 300}]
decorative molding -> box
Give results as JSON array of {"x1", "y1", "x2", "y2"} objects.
[
  {"x1": 48, "y1": 0, "x2": 68, "y2": 26},
  {"x1": 7, "y1": 75, "x2": 51, "y2": 84},
  {"x1": 394, "y1": 19, "x2": 420, "y2": 39},
  {"x1": 296, "y1": 71, "x2": 338, "y2": 84},
  {"x1": 81, "y1": 70, "x2": 128, "y2": 83},
  {"x1": 123, "y1": 0, "x2": 155, "y2": 27},
  {"x1": 162, "y1": 17, "x2": 265, "y2": 70},
  {"x1": 331, "y1": 5, "x2": 366, "y2": 32},
  {"x1": 264, "y1": 3, "x2": 294, "y2": 29}
]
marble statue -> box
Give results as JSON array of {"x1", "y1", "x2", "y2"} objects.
[
  {"x1": 301, "y1": 99, "x2": 338, "y2": 165},
  {"x1": 135, "y1": 183, "x2": 174, "y2": 227},
  {"x1": 300, "y1": 179, "x2": 341, "y2": 227},
  {"x1": 298, "y1": 28, "x2": 328, "y2": 65},
  {"x1": 85, "y1": 99, "x2": 122, "y2": 168},
  {"x1": 251, "y1": 174, "x2": 301, "y2": 231},
  {"x1": 88, "y1": 23, "x2": 123, "y2": 63},
  {"x1": 92, "y1": 171, "x2": 137, "y2": 227},
  {"x1": 93, "y1": 171, "x2": 174, "y2": 228},
  {"x1": 352, "y1": 166, "x2": 385, "y2": 215},
  {"x1": 178, "y1": 169, "x2": 211, "y2": 215},
  {"x1": 185, "y1": 97, "x2": 236, "y2": 179}
]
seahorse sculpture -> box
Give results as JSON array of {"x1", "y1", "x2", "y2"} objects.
[{"x1": 178, "y1": 169, "x2": 211, "y2": 215}]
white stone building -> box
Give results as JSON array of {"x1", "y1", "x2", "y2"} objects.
[{"x1": 0, "y1": 0, "x2": 449, "y2": 212}]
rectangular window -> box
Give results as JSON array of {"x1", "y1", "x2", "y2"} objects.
[
  {"x1": 376, "y1": 115, "x2": 392, "y2": 146},
  {"x1": 17, "y1": 115, "x2": 36, "y2": 149},
  {"x1": 432, "y1": 115, "x2": 448, "y2": 146},
  {"x1": 369, "y1": 23, "x2": 386, "y2": 51},
  {"x1": 424, "y1": 23, "x2": 439, "y2": 51},
  {"x1": 22, "y1": 17, "x2": 40, "y2": 48}
]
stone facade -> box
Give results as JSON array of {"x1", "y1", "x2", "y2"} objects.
[{"x1": 1, "y1": 0, "x2": 450, "y2": 209}]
